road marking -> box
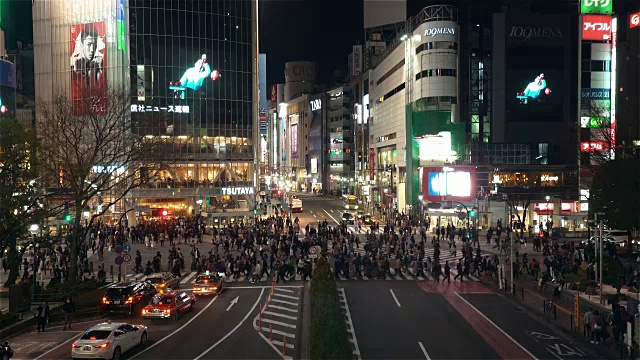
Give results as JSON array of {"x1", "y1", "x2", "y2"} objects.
[
  {"x1": 275, "y1": 287, "x2": 295, "y2": 293},
  {"x1": 339, "y1": 288, "x2": 361, "y2": 360},
  {"x1": 226, "y1": 285, "x2": 303, "y2": 290},
  {"x1": 130, "y1": 294, "x2": 219, "y2": 359},
  {"x1": 418, "y1": 342, "x2": 432, "y2": 360},
  {"x1": 389, "y1": 289, "x2": 401, "y2": 307},
  {"x1": 260, "y1": 317, "x2": 297, "y2": 329},
  {"x1": 270, "y1": 339, "x2": 295, "y2": 349},
  {"x1": 226, "y1": 296, "x2": 239, "y2": 311},
  {"x1": 256, "y1": 331, "x2": 293, "y2": 360},
  {"x1": 193, "y1": 288, "x2": 265, "y2": 360},
  {"x1": 269, "y1": 304, "x2": 298, "y2": 313},
  {"x1": 272, "y1": 293, "x2": 299, "y2": 300},
  {"x1": 270, "y1": 298, "x2": 299, "y2": 306},
  {"x1": 181, "y1": 271, "x2": 197, "y2": 284},
  {"x1": 34, "y1": 331, "x2": 84, "y2": 360},
  {"x1": 454, "y1": 293, "x2": 538, "y2": 360},
  {"x1": 262, "y1": 310, "x2": 298, "y2": 320},
  {"x1": 324, "y1": 209, "x2": 340, "y2": 224}
]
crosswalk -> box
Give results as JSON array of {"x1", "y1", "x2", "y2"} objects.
[
  {"x1": 253, "y1": 286, "x2": 301, "y2": 359},
  {"x1": 298, "y1": 196, "x2": 334, "y2": 201}
]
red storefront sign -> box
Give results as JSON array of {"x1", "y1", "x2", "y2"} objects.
[
  {"x1": 369, "y1": 148, "x2": 375, "y2": 180},
  {"x1": 581, "y1": 141, "x2": 607, "y2": 152},
  {"x1": 582, "y1": 14, "x2": 612, "y2": 41},
  {"x1": 631, "y1": 12, "x2": 640, "y2": 29}
]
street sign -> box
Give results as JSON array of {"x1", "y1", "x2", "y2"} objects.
[
  {"x1": 309, "y1": 245, "x2": 321, "y2": 259},
  {"x1": 123, "y1": 254, "x2": 132, "y2": 263},
  {"x1": 114, "y1": 245, "x2": 124, "y2": 254},
  {"x1": 115, "y1": 256, "x2": 123, "y2": 265},
  {"x1": 123, "y1": 244, "x2": 132, "y2": 254},
  {"x1": 135, "y1": 211, "x2": 139, "y2": 218}
]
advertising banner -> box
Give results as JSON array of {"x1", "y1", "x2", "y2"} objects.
[
  {"x1": 290, "y1": 124, "x2": 298, "y2": 159},
  {"x1": 581, "y1": 0, "x2": 612, "y2": 15},
  {"x1": 0, "y1": 60, "x2": 16, "y2": 88},
  {"x1": 583, "y1": 15, "x2": 611, "y2": 40},
  {"x1": 422, "y1": 166, "x2": 476, "y2": 202},
  {"x1": 70, "y1": 21, "x2": 107, "y2": 115},
  {"x1": 631, "y1": 12, "x2": 640, "y2": 29},
  {"x1": 369, "y1": 148, "x2": 375, "y2": 180},
  {"x1": 136, "y1": 66, "x2": 145, "y2": 101},
  {"x1": 352, "y1": 45, "x2": 362, "y2": 76}
]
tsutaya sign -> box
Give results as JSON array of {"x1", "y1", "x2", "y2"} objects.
[
  {"x1": 581, "y1": 0, "x2": 612, "y2": 15},
  {"x1": 221, "y1": 187, "x2": 255, "y2": 195},
  {"x1": 424, "y1": 28, "x2": 455, "y2": 37}
]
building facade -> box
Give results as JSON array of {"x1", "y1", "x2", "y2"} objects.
[{"x1": 33, "y1": 0, "x2": 258, "y2": 225}]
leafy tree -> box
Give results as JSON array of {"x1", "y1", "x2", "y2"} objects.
[
  {"x1": 0, "y1": 119, "x2": 45, "y2": 287},
  {"x1": 590, "y1": 155, "x2": 640, "y2": 232},
  {"x1": 36, "y1": 86, "x2": 167, "y2": 283}
]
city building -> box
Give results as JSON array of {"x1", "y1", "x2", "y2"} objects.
[{"x1": 33, "y1": 0, "x2": 259, "y2": 226}]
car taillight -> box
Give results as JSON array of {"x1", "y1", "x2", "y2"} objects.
[
  {"x1": 125, "y1": 296, "x2": 134, "y2": 304},
  {"x1": 194, "y1": 286, "x2": 201, "y2": 291},
  {"x1": 142, "y1": 309, "x2": 147, "y2": 314},
  {"x1": 94, "y1": 342, "x2": 110, "y2": 349},
  {"x1": 72, "y1": 343, "x2": 80, "y2": 349},
  {"x1": 163, "y1": 309, "x2": 170, "y2": 314},
  {"x1": 210, "y1": 286, "x2": 217, "y2": 290},
  {"x1": 102, "y1": 297, "x2": 109, "y2": 304}
]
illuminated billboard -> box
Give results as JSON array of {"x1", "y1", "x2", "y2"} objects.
[
  {"x1": 70, "y1": 21, "x2": 107, "y2": 115},
  {"x1": 631, "y1": 13, "x2": 640, "y2": 29},
  {"x1": 422, "y1": 167, "x2": 476, "y2": 202},
  {"x1": 169, "y1": 54, "x2": 220, "y2": 99},
  {"x1": 290, "y1": 124, "x2": 298, "y2": 159},
  {"x1": 516, "y1": 73, "x2": 551, "y2": 104},
  {"x1": 582, "y1": 15, "x2": 611, "y2": 40},
  {"x1": 581, "y1": 141, "x2": 607, "y2": 152},
  {"x1": 581, "y1": 0, "x2": 612, "y2": 15}
]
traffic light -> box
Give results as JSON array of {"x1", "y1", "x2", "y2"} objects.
[
  {"x1": 469, "y1": 209, "x2": 477, "y2": 218},
  {"x1": 253, "y1": 209, "x2": 258, "y2": 215},
  {"x1": 64, "y1": 214, "x2": 72, "y2": 222}
]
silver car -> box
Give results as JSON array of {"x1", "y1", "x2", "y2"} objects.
[{"x1": 72, "y1": 322, "x2": 148, "y2": 360}]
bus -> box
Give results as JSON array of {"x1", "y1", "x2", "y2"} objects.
[
  {"x1": 344, "y1": 195, "x2": 359, "y2": 210},
  {"x1": 291, "y1": 198, "x2": 303, "y2": 213}
]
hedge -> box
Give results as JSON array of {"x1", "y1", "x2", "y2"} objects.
[{"x1": 310, "y1": 256, "x2": 354, "y2": 360}]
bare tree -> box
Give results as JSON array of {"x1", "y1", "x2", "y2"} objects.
[
  {"x1": 37, "y1": 86, "x2": 168, "y2": 283},
  {"x1": 506, "y1": 193, "x2": 531, "y2": 239}
]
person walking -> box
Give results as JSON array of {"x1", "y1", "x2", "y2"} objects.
[
  {"x1": 36, "y1": 301, "x2": 50, "y2": 333},
  {"x1": 454, "y1": 259, "x2": 464, "y2": 282},
  {"x1": 62, "y1": 297, "x2": 75, "y2": 331},
  {"x1": 444, "y1": 261, "x2": 451, "y2": 283}
]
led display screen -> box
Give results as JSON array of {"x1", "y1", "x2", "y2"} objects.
[
  {"x1": 508, "y1": 46, "x2": 564, "y2": 121},
  {"x1": 70, "y1": 21, "x2": 107, "y2": 115},
  {"x1": 422, "y1": 167, "x2": 476, "y2": 202}
]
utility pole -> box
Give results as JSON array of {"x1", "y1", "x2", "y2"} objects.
[
  {"x1": 511, "y1": 230, "x2": 516, "y2": 295},
  {"x1": 599, "y1": 217, "x2": 604, "y2": 299}
]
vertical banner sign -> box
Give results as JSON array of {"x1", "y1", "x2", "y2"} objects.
[
  {"x1": 259, "y1": 109, "x2": 267, "y2": 134},
  {"x1": 581, "y1": 0, "x2": 612, "y2": 15},
  {"x1": 611, "y1": 18, "x2": 617, "y2": 159},
  {"x1": 631, "y1": 13, "x2": 640, "y2": 29},
  {"x1": 574, "y1": 295, "x2": 580, "y2": 330},
  {"x1": 136, "y1": 66, "x2": 145, "y2": 101},
  {"x1": 259, "y1": 54, "x2": 267, "y2": 135},
  {"x1": 352, "y1": 45, "x2": 362, "y2": 76},
  {"x1": 582, "y1": 15, "x2": 612, "y2": 40},
  {"x1": 70, "y1": 21, "x2": 107, "y2": 115},
  {"x1": 369, "y1": 147, "x2": 375, "y2": 180},
  {"x1": 270, "y1": 84, "x2": 277, "y2": 102},
  {"x1": 290, "y1": 124, "x2": 298, "y2": 159}
]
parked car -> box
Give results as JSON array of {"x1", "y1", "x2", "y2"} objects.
[
  {"x1": 101, "y1": 282, "x2": 157, "y2": 315},
  {"x1": 72, "y1": 322, "x2": 147, "y2": 360},
  {"x1": 145, "y1": 272, "x2": 179, "y2": 293},
  {"x1": 141, "y1": 291, "x2": 196, "y2": 320}
]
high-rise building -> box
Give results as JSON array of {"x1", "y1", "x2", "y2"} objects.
[{"x1": 33, "y1": 0, "x2": 258, "y2": 225}]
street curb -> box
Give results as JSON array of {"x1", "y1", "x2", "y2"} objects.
[{"x1": 300, "y1": 281, "x2": 311, "y2": 360}]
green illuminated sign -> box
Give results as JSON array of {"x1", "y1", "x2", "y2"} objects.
[
  {"x1": 581, "y1": 0, "x2": 612, "y2": 14},
  {"x1": 580, "y1": 116, "x2": 610, "y2": 128}
]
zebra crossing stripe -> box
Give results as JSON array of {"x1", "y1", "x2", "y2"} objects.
[
  {"x1": 181, "y1": 271, "x2": 197, "y2": 284},
  {"x1": 393, "y1": 273, "x2": 403, "y2": 280}
]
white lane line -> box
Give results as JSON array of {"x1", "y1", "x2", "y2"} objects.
[
  {"x1": 270, "y1": 339, "x2": 295, "y2": 349},
  {"x1": 34, "y1": 331, "x2": 84, "y2": 360},
  {"x1": 339, "y1": 288, "x2": 361, "y2": 360},
  {"x1": 272, "y1": 293, "x2": 299, "y2": 300},
  {"x1": 262, "y1": 310, "x2": 298, "y2": 320},
  {"x1": 193, "y1": 288, "x2": 265, "y2": 360},
  {"x1": 270, "y1": 298, "x2": 299, "y2": 306},
  {"x1": 256, "y1": 331, "x2": 293, "y2": 360},
  {"x1": 260, "y1": 317, "x2": 297, "y2": 329},
  {"x1": 130, "y1": 294, "x2": 219, "y2": 359},
  {"x1": 269, "y1": 304, "x2": 298, "y2": 313},
  {"x1": 324, "y1": 210, "x2": 340, "y2": 224},
  {"x1": 389, "y1": 289, "x2": 401, "y2": 307},
  {"x1": 454, "y1": 293, "x2": 539, "y2": 360},
  {"x1": 259, "y1": 327, "x2": 296, "y2": 338},
  {"x1": 181, "y1": 271, "x2": 197, "y2": 284},
  {"x1": 275, "y1": 287, "x2": 295, "y2": 293},
  {"x1": 418, "y1": 341, "x2": 432, "y2": 360},
  {"x1": 227, "y1": 285, "x2": 303, "y2": 290}
]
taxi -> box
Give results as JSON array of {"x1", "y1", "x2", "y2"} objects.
[
  {"x1": 145, "y1": 272, "x2": 179, "y2": 293},
  {"x1": 192, "y1": 272, "x2": 223, "y2": 296},
  {"x1": 141, "y1": 291, "x2": 196, "y2": 320}
]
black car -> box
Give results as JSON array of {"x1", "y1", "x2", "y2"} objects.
[{"x1": 101, "y1": 282, "x2": 157, "y2": 315}]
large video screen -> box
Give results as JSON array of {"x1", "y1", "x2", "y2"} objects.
[
  {"x1": 70, "y1": 21, "x2": 107, "y2": 115},
  {"x1": 508, "y1": 46, "x2": 564, "y2": 121},
  {"x1": 428, "y1": 171, "x2": 472, "y2": 198}
]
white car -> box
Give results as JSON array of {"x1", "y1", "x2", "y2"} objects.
[
  {"x1": 604, "y1": 230, "x2": 629, "y2": 247},
  {"x1": 72, "y1": 322, "x2": 148, "y2": 360}
]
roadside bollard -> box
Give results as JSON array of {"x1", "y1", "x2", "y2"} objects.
[
  {"x1": 283, "y1": 335, "x2": 286, "y2": 355},
  {"x1": 269, "y1": 324, "x2": 273, "y2": 341}
]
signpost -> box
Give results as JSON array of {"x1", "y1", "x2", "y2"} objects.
[
  {"x1": 123, "y1": 254, "x2": 132, "y2": 263},
  {"x1": 123, "y1": 244, "x2": 131, "y2": 254},
  {"x1": 309, "y1": 245, "x2": 321, "y2": 259},
  {"x1": 114, "y1": 245, "x2": 124, "y2": 254},
  {"x1": 115, "y1": 256, "x2": 123, "y2": 265}
]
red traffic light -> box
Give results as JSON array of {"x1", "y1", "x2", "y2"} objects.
[{"x1": 162, "y1": 210, "x2": 168, "y2": 216}]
